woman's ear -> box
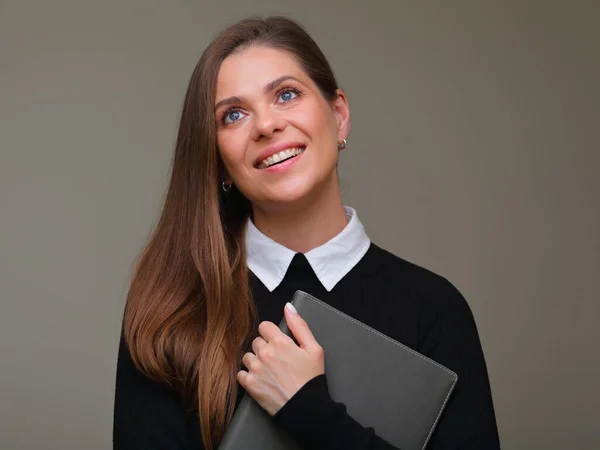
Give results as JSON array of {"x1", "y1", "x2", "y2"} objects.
[{"x1": 332, "y1": 89, "x2": 351, "y2": 141}]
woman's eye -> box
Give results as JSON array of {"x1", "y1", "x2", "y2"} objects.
[
  {"x1": 278, "y1": 89, "x2": 298, "y2": 103},
  {"x1": 223, "y1": 109, "x2": 246, "y2": 124}
]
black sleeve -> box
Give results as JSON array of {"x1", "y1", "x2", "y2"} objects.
[
  {"x1": 419, "y1": 280, "x2": 500, "y2": 449},
  {"x1": 113, "y1": 333, "x2": 196, "y2": 450},
  {"x1": 273, "y1": 279, "x2": 500, "y2": 450},
  {"x1": 274, "y1": 374, "x2": 400, "y2": 450}
]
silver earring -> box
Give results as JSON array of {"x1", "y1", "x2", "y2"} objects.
[
  {"x1": 222, "y1": 181, "x2": 233, "y2": 192},
  {"x1": 337, "y1": 138, "x2": 347, "y2": 151}
]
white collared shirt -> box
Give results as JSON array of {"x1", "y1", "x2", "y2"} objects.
[{"x1": 245, "y1": 206, "x2": 371, "y2": 292}]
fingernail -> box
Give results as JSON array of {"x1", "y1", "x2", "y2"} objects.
[{"x1": 285, "y1": 302, "x2": 298, "y2": 314}]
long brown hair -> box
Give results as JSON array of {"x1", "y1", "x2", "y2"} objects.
[{"x1": 123, "y1": 16, "x2": 340, "y2": 449}]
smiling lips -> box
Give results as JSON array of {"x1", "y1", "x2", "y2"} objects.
[{"x1": 256, "y1": 146, "x2": 306, "y2": 169}]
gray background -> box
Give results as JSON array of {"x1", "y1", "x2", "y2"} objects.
[{"x1": 1, "y1": 1, "x2": 598, "y2": 449}]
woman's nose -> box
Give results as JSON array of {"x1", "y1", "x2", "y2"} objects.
[{"x1": 251, "y1": 107, "x2": 287, "y2": 141}]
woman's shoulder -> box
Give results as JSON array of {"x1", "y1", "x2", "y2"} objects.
[
  {"x1": 362, "y1": 243, "x2": 456, "y2": 289},
  {"x1": 361, "y1": 243, "x2": 472, "y2": 314}
]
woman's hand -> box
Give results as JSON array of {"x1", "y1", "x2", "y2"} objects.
[{"x1": 237, "y1": 302, "x2": 325, "y2": 416}]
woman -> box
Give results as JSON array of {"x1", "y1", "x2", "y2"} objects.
[{"x1": 113, "y1": 16, "x2": 500, "y2": 450}]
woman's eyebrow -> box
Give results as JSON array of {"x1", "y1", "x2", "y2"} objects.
[
  {"x1": 215, "y1": 75, "x2": 302, "y2": 110},
  {"x1": 264, "y1": 75, "x2": 301, "y2": 93}
]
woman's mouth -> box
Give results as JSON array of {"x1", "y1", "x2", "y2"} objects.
[{"x1": 256, "y1": 146, "x2": 306, "y2": 169}]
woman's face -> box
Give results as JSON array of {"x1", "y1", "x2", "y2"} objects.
[{"x1": 215, "y1": 45, "x2": 350, "y2": 212}]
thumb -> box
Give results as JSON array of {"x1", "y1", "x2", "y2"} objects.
[{"x1": 284, "y1": 303, "x2": 318, "y2": 350}]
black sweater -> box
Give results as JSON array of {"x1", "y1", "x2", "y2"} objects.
[{"x1": 113, "y1": 243, "x2": 500, "y2": 449}]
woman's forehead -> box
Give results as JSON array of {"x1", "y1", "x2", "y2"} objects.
[{"x1": 216, "y1": 47, "x2": 307, "y2": 98}]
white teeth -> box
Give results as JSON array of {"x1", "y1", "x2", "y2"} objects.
[{"x1": 259, "y1": 147, "x2": 305, "y2": 168}]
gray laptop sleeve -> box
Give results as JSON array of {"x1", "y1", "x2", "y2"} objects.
[{"x1": 218, "y1": 290, "x2": 458, "y2": 450}]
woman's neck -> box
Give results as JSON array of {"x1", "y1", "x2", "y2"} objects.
[{"x1": 251, "y1": 185, "x2": 348, "y2": 254}]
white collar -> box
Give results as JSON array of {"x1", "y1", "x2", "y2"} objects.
[{"x1": 245, "y1": 206, "x2": 371, "y2": 292}]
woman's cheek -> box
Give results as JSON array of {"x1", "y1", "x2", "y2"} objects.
[{"x1": 218, "y1": 136, "x2": 242, "y2": 170}]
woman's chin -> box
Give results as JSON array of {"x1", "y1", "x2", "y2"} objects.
[
  {"x1": 254, "y1": 186, "x2": 316, "y2": 211},
  {"x1": 262, "y1": 178, "x2": 312, "y2": 200},
  {"x1": 247, "y1": 171, "x2": 337, "y2": 211}
]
